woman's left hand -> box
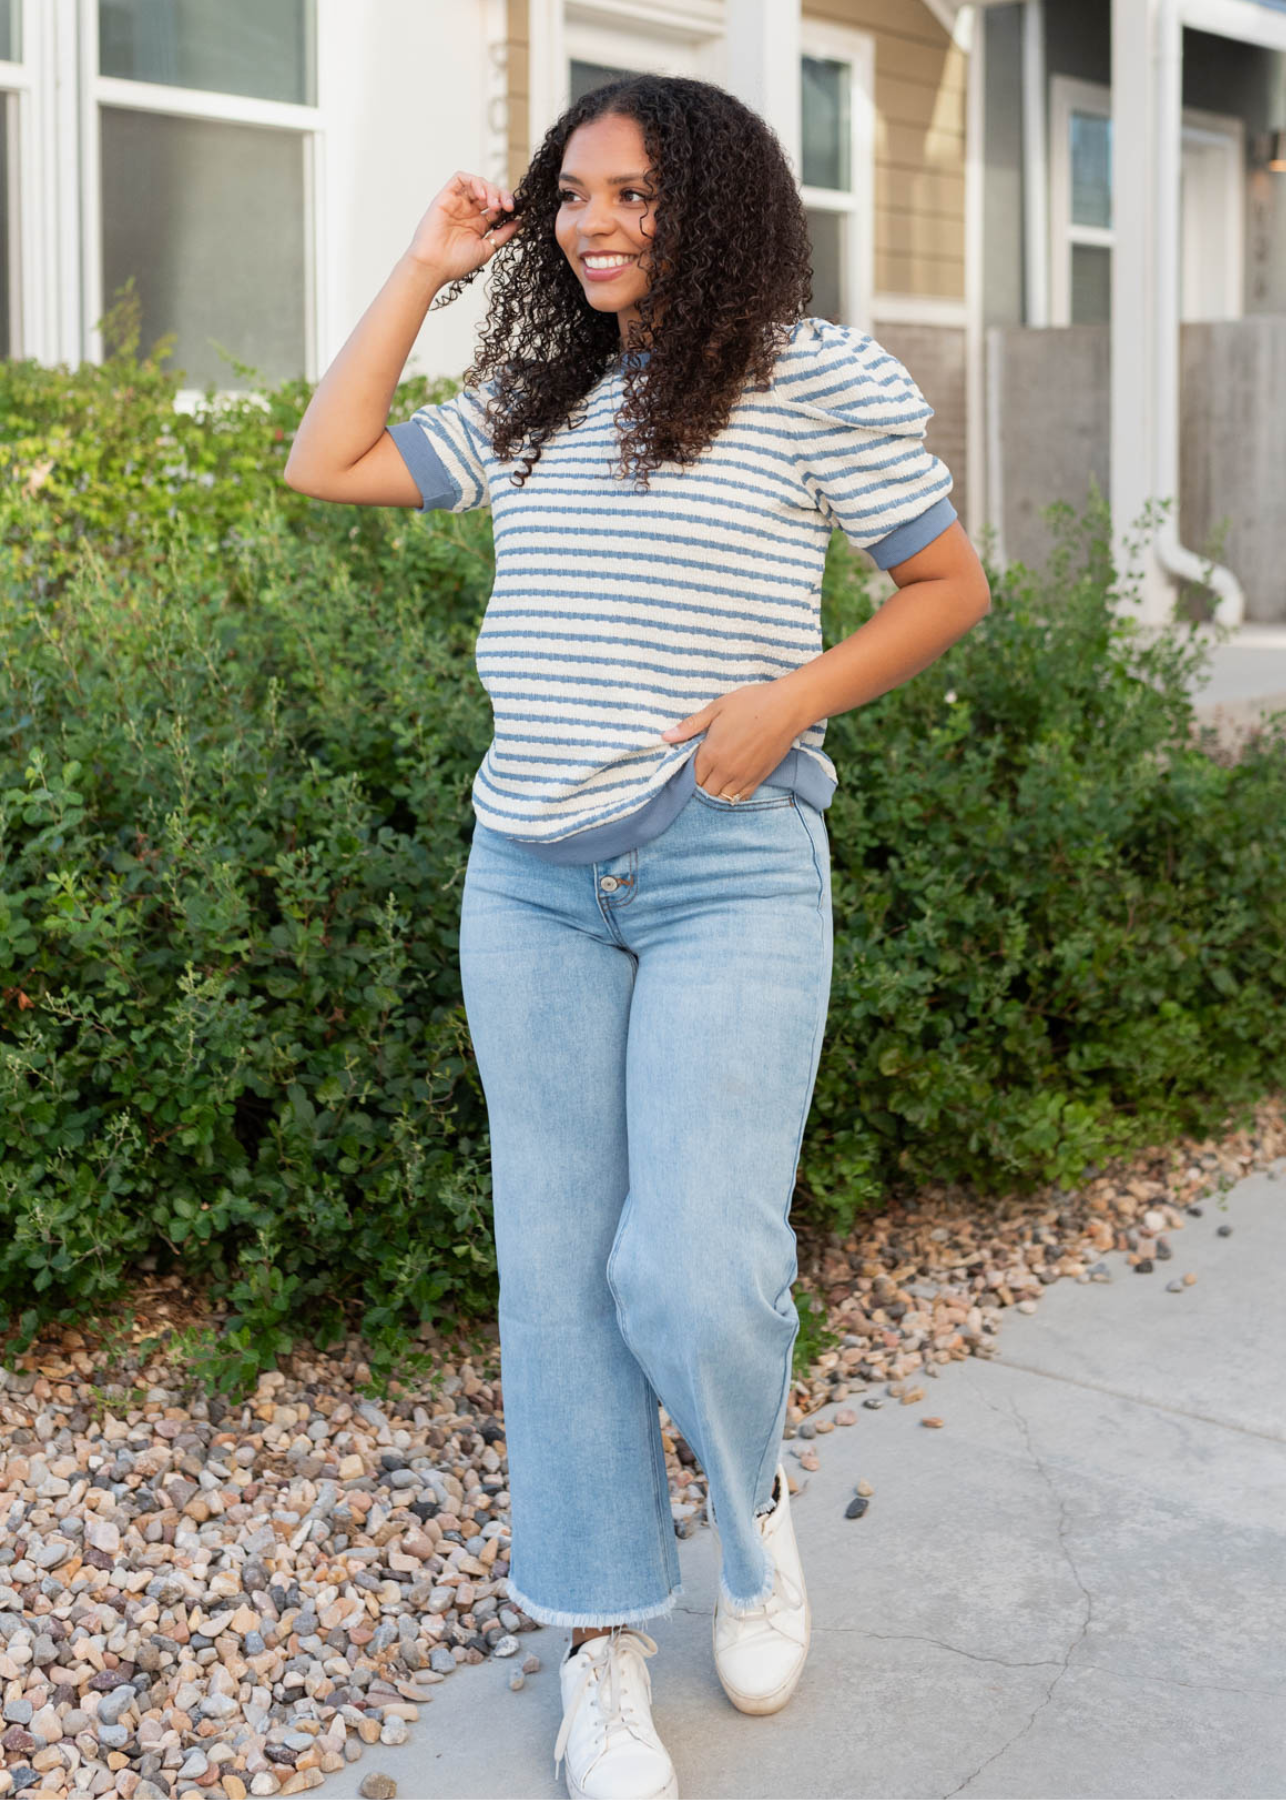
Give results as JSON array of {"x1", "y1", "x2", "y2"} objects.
[{"x1": 659, "y1": 680, "x2": 807, "y2": 801}]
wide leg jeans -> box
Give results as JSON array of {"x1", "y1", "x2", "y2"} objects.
[{"x1": 458, "y1": 780, "x2": 834, "y2": 1625}]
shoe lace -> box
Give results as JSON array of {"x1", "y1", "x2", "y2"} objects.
[{"x1": 554, "y1": 1627, "x2": 659, "y2": 1781}]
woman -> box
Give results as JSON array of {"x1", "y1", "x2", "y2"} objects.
[{"x1": 286, "y1": 72, "x2": 989, "y2": 1800}]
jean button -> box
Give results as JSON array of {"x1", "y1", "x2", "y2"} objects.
[{"x1": 599, "y1": 875, "x2": 620, "y2": 891}]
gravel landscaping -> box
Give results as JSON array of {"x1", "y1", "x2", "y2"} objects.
[{"x1": 1, "y1": 1096, "x2": 1281, "y2": 1800}]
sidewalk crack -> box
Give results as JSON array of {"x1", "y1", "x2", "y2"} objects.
[
  {"x1": 813, "y1": 1626, "x2": 1063, "y2": 1672},
  {"x1": 991, "y1": 1356, "x2": 1286, "y2": 1445},
  {"x1": 943, "y1": 1383, "x2": 1094, "y2": 1799},
  {"x1": 1079, "y1": 1660, "x2": 1284, "y2": 1698}
]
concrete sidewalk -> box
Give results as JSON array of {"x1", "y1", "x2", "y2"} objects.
[
  {"x1": 331, "y1": 1169, "x2": 1286, "y2": 1800},
  {"x1": 1190, "y1": 625, "x2": 1286, "y2": 751}
]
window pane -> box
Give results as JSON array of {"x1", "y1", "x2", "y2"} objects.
[
  {"x1": 570, "y1": 59, "x2": 635, "y2": 105},
  {"x1": 0, "y1": 95, "x2": 9, "y2": 355},
  {"x1": 1071, "y1": 242, "x2": 1111, "y2": 323},
  {"x1": 0, "y1": 0, "x2": 20, "y2": 63},
  {"x1": 1070, "y1": 110, "x2": 1111, "y2": 228},
  {"x1": 805, "y1": 208, "x2": 844, "y2": 323},
  {"x1": 99, "y1": 0, "x2": 315, "y2": 106},
  {"x1": 101, "y1": 105, "x2": 306, "y2": 389},
  {"x1": 802, "y1": 55, "x2": 851, "y2": 191}
]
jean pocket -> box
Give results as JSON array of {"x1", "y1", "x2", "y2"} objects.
[
  {"x1": 789, "y1": 794, "x2": 829, "y2": 913},
  {"x1": 692, "y1": 783, "x2": 796, "y2": 813}
]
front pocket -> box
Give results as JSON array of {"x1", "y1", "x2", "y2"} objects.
[{"x1": 692, "y1": 784, "x2": 796, "y2": 813}]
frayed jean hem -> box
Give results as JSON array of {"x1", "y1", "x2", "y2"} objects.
[
  {"x1": 504, "y1": 1575, "x2": 685, "y2": 1629},
  {"x1": 716, "y1": 1537, "x2": 778, "y2": 1616}
]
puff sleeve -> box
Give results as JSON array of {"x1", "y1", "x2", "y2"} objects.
[
  {"x1": 387, "y1": 380, "x2": 494, "y2": 515},
  {"x1": 783, "y1": 318, "x2": 957, "y2": 569}
]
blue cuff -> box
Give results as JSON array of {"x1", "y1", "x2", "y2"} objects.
[
  {"x1": 387, "y1": 420, "x2": 461, "y2": 513},
  {"x1": 866, "y1": 495, "x2": 958, "y2": 570}
]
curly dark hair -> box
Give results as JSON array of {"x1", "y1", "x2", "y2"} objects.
[{"x1": 429, "y1": 74, "x2": 815, "y2": 489}]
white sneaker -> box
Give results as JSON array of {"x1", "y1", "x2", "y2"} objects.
[
  {"x1": 554, "y1": 1627, "x2": 680, "y2": 1799},
  {"x1": 712, "y1": 1463, "x2": 811, "y2": 1714}
]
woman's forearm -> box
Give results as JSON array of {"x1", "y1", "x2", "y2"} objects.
[
  {"x1": 284, "y1": 253, "x2": 448, "y2": 484},
  {"x1": 776, "y1": 575, "x2": 991, "y2": 734}
]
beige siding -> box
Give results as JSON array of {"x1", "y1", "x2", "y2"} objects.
[
  {"x1": 507, "y1": 0, "x2": 530, "y2": 193},
  {"x1": 508, "y1": 2, "x2": 965, "y2": 299},
  {"x1": 804, "y1": 0, "x2": 966, "y2": 300}
]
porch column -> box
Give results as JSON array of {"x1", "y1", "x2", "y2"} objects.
[
  {"x1": 724, "y1": 0, "x2": 802, "y2": 180},
  {"x1": 1110, "y1": 0, "x2": 1172, "y2": 624},
  {"x1": 31, "y1": 0, "x2": 83, "y2": 366}
]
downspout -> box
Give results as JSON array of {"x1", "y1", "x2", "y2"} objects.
[{"x1": 1152, "y1": 0, "x2": 1244, "y2": 626}]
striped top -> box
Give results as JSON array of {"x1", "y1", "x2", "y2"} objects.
[{"x1": 388, "y1": 316, "x2": 957, "y2": 862}]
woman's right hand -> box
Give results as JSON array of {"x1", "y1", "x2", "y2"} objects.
[{"x1": 407, "y1": 170, "x2": 523, "y2": 282}]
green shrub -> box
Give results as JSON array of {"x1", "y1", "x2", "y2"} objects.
[
  {"x1": 2, "y1": 292, "x2": 1284, "y2": 1392},
  {"x1": 802, "y1": 492, "x2": 1286, "y2": 1222}
]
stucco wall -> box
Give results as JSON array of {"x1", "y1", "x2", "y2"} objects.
[
  {"x1": 1180, "y1": 316, "x2": 1286, "y2": 622},
  {"x1": 989, "y1": 323, "x2": 1110, "y2": 576},
  {"x1": 321, "y1": 0, "x2": 498, "y2": 383},
  {"x1": 989, "y1": 318, "x2": 1286, "y2": 622}
]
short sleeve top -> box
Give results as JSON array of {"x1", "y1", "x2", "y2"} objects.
[{"x1": 388, "y1": 317, "x2": 957, "y2": 862}]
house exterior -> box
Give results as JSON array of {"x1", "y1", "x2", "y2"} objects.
[
  {"x1": 0, "y1": 0, "x2": 971, "y2": 514},
  {"x1": 2, "y1": 0, "x2": 1283, "y2": 625},
  {"x1": 968, "y1": 0, "x2": 1286, "y2": 627}
]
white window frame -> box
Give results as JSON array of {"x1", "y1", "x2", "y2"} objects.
[
  {"x1": 798, "y1": 16, "x2": 874, "y2": 333},
  {"x1": 1048, "y1": 76, "x2": 1114, "y2": 327},
  {"x1": 0, "y1": 0, "x2": 72, "y2": 368},
  {"x1": 78, "y1": 0, "x2": 325, "y2": 407},
  {"x1": 0, "y1": 7, "x2": 30, "y2": 360},
  {"x1": 563, "y1": 10, "x2": 721, "y2": 117},
  {"x1": 1050, "y1": 74, "x2": 1243, "y2": 326}
]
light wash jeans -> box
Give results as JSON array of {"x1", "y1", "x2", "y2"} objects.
[{"x1": 458, "y1": 780, "x2": 834, "y2": 1626}]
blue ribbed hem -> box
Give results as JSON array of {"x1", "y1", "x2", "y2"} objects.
[
  {"x1": 485, "y1": 743, "x2": 836, "y2": 865},
  {"x1": 866, "y1": 494, "x2": 958, "y2": 569},
  {"x1": 496, "y1": 756, "x2": 698, "y2": 865},
  {"x1": 774, "y1": 746, "x2": 836, "y2": 814},
  {"x1": 387, "y1": 420, "x2": 461, "y2": 513}
]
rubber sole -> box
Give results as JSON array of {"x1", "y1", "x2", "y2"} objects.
[{"x1": 566, "y1": 1766, "x2": 679, "y2": 1800}]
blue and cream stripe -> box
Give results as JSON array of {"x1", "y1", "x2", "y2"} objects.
[{"x1": 388, "y1": 315, "x2": 957, "y2": 858}]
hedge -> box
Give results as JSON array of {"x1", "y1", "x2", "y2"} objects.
[{"x1": 2, "y1": 286, "x2": 1283, "y2": 1391}]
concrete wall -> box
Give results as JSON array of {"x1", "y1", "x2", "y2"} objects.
[
  {"x1": 989, "y1": 318, "x2": 1286, "y2": 622},
  {"x1": 1180, "y1": 316, "x2": 1286, "y2": 622},
  {"x1": 804, "y1": 0, "x2": 967, "y2": 301},
  {"x1": 989, "y1": 323, "x2": 1110, "y2": 575}
]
